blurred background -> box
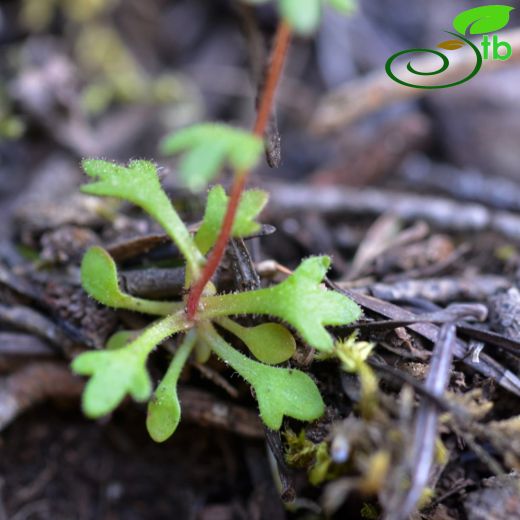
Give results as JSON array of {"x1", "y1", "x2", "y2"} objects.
[{"x1": 0, "y1": 0, "x2": 519, "y2": 184}]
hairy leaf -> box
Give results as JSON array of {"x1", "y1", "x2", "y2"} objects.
[
  {"x1": 81, "y1": 159, "x2": 203, "y2": 274},
  {"x1": 73, "y1": 348, "x2": 152, "y2": 417},
  {"x1": 146, "y1": 332, "x2": 196, "y2": 442},
  {"x1": 160, "y1": 123, "x2": 263, "y2": 191},
  {"x1": 195, "y1": 185, "x2": 268, "y2": 254},
  {"x1": 218, "y1": 318, "x2": 295, "y2": 364},
  {"x1": 202, "y1": 325, "x2": 324, "y2": 429},
  {"x1": 81, "y1": 246, "x2": 180, "y2": 315},
  {"x1": 453, "y1": 5, "x2": 514, "y2": 35},
  {"x1": 202, "y1": 256, "x2": 362, "y2": 351},
  {"x1": 72, "y1": 313, "x2": 188, "y2": 418}
]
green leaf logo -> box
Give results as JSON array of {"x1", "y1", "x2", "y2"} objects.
[{"x1": 453, "y1": 5, "x2": 514, "y2": 35}]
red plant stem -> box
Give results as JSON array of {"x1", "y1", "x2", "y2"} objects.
[{"x1": 187, "y1": 20, "x2": 292, "y2": 320}]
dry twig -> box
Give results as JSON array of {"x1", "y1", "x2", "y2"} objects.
[
  {"x1": 268, "y1": 182, "x2": 520, "y2": 242},
  {"x1": 331, "y1": 283, "x2": 520, "y2": 397},
  {"x1": 384, "y1": 323, "x2": 456, "y2": 519}
]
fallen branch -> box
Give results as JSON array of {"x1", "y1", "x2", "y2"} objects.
[
  {"x1": 0, "y1": 362, "x2": 84, "y2": 432},
  {"x1": 0, "y1": 333, "x2": 57, "y2": 374},
  {"x1": 331, "y1": 283, "x2": 520, "y2": 397},
  {"x1": 0, "y1": 304, "x2": 76, "y2": 356},
  {"x1": 267, "y1": 182, "x2": 520, "y2": 242},
  {"x1": 366, "y1": 275, "x2": 510, "y2": 303},
  {"x1": 385, "y1": 323, "x2": 456, "y2": 519}
]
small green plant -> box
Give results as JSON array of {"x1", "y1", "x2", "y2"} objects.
[
  {"x1": 284, "y1": 428, "x2": 337, "y2": 485},
  {"x1": 72, "y1": 0, "x2": 361, "y2": 441},
  {"x1": 338, "y1": 334, "x2": 378, "y2": 418}
]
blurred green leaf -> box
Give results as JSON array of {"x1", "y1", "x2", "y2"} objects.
[
  {"x1": 327, "y1": 0, "x2": 356, "y2": 14},
  {"x1": 242, "y1": 0, "x2": 355, "y2": 35},
  {"x1": 160, "y1": 123, "x2": 263, "y2": 191},
  {"x1": 453, "y1": 5, "x2": 514, "y2": 35},
  {"x1": 280, "y1": 0, "x2": 321, "y2": 35},
  {"x1": 106, "y1": 330, "x2": 136, "y2": 350}
]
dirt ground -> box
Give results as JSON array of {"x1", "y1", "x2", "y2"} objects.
[{"x1": 2, "y1": 1, "x2": 520, "y2": 519}]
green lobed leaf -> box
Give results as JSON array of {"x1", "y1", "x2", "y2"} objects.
[
  {"x1": 72, "y1": 312, "x2": 189, "y2": 418},
  {"x1": 146, "y1": 332, "x2": 196, "y2": 442},
  {"x1": 280, "y1": 0, "x2": 321, "y2": 35},
  {"x1": 72, "y1": 348, "x2": 152, "y2": 417},
  {"x1": 201, "y1": 324, "x2": 324, "y2": 430},
  {"x1": 218, "y1": 318, "x2": 295, "y2": 365},
  {"x1": 81, "y1": 246, "x2": 181, "y2": 315},
  {"x1": 160, "y1": 123, "x2": 263, "y2": 191},
  {"x1": 195, "y1": 185, "x2": 268, "y2": 254},
  {"x1": 202, "y1": 256, "x2": 362, "y2": 351},
  {"x1": 81, "y1": 159, "x2": 204, "y2": 274},
  {"x1": 453, "y1": 5, "x2": 514, "y2": 35}
]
